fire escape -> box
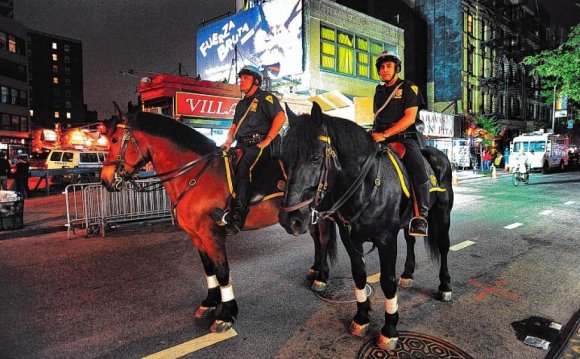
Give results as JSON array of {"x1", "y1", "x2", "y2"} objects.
[{"x1": 477, "y1": 0, "x2": 555, "y2": 130}]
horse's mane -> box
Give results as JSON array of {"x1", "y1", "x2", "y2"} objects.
[
  {"x1": 282, "y1": 112, "x2": 374, "y2": 164},
  {"x1": 129, "y1": 112, "x2": 217, "y2": 155}
]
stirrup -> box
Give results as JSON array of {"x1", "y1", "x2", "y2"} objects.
[
  {"x1": 209, "y1": 208, "x2": 229, "y2": 227},
  {"x1": 408, "y1": 216, "x2": 428, "y2": 237}
]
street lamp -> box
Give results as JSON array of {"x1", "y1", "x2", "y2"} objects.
[{"x1": 552, "y1": 84, "x2": 556, "y2": 134}]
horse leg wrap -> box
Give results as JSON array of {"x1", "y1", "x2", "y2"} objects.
[
  {"x1": 206, "y1": 275, "x2": 219, "y2": 289},
  {"x1": 220, "y1": 284, "x2": 235, "y2": 302},
  {"x1": 355, "y1": 286, "x2": 367, "y2": 303},
  {"x1": 384, "y1": 295, "x2": 398, "y2": 314}
]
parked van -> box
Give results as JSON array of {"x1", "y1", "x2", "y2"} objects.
[
  {"x1": 45, "y1": 150, "x2": 108, "y2": 170},
  {"x1": 508, "y1": 131, "x2": 570, "y2": 173}
]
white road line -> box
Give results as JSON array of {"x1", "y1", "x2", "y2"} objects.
[
  {"x1": 564, "y1": 201, "x2": 575, "y2": 205},
  {"x1": 504, "y1": 222, "x2": 523, "y2": 230},
  {"x1": 540, "y1": 210, "x2": 553, "y2": 216},
  {"x1": 450, "y1": 240, "x2": 475, "y2": 251},
  {"x1": 142, "y1": 330, "x2": 238, "y2": 359},
  {"x1": 367, "y1": 273, "x2": 381, "y2": 284}
]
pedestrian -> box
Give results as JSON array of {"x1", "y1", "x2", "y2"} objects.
[
  {"x1": 12, "y1": 155, "x2": 30, "y2": 198},
  {"x1": 503, "y1": 147, "x2": 510, "y2": 171},
  {"x1": 217, "y1": 65, "x2": 285, "y2": 235},
  {"x1": 0, "y1": 152, "x2": 10, "y2": 190},
  {"x1": 482, "y1": 149, "x2": 492, "y2": 171},
  {"x1": 370, "y1": 50, "x2": 429, "y2": 237}
]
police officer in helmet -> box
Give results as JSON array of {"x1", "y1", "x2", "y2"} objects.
[
  {"x1": 371, "y1": 51, "x2": 430, "y2": 237},
  {"x1": 219, "y1": 65, "x2": 286, "y2": 235}
]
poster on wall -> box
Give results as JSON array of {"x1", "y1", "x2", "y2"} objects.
[{"x1": 196, "y1": 0, "x2": 303, "y2": 83}]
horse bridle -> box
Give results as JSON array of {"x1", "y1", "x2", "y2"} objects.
[
  {"x1": 103, "y1": 123, "x2": 149, "y2": 190},
  {"x1": 281, "y1": 132, "x2": 376, "y2": 225}
]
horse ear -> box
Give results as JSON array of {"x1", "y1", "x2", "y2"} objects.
[
  {"x1": 311, "y1": 101, "x2": 324, "y2": 127},
  {"x1": 285, "y1": 103, "x2": 298, "y2": 127},
  {"x1": 113, "y1": 101, "x2": 123, "y2": 120}
]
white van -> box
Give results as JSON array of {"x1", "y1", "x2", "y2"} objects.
[
  {"x1": 45, "y1": 150, "x2": 108, "y2": 170},
  {"x1": 508, "y1": 131, "x2": 570, "y2": 173}
]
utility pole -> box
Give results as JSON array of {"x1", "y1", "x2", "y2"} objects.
[{"x1": 552, "y1": 84, "x2": 556, "y2": 133}]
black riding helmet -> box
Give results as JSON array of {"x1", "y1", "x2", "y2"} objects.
[
  {"x1": 238, "y1": 65, "x2": 263, "y2": 85},
  {"x1": 375, "y1": 50, "x2": 401, "y2": 74}
]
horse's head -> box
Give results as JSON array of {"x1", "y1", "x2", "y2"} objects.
[
  {"x1": 101, "y1": 102, "x2": 150, "y2": 191},
  {"x1": 279, "y1": 102, "x2": 342, "y2": 235}
]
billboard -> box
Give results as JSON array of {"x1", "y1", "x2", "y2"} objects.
[{"x1": 197, "y1": 0, "x2": 303, "y2": 83}]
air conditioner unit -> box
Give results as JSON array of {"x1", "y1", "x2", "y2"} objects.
[{"x1": 144, "y1": 107, "x2": 162, "y2": 114}]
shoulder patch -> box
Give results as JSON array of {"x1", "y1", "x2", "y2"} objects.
[
  {"x1": 411, "y1": 85, "x2": 419, "y2": 95},
  {"x1": 265, "y1": 95, "x2": 274, "y2": 104}
]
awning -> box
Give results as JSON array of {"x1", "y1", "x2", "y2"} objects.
[{"x1": 308, "y1": 90, "x2": 353, "y2": 112}]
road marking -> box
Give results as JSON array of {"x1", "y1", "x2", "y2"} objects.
[
  {"x1": 504, "y1": 222, "x2": 523, "y2": 229},
  {"x1": 367, "y1": 273, "x2": 381, "y2": 284},
  {"x1": 540, "y1": 210, "x2": 553, "y2": 216},
  {"x1": 564, "y1": 201, "x2": 575, "y2": 205},
  {"x1": 142, "y1": 330, "x2": 238, "y2": 359},
  {"x1": 468, "y1": 278, "x2": 518, "y2": 301},
  {"x1": 450, "y1": 240, "x2": 475, "y2": 251}
]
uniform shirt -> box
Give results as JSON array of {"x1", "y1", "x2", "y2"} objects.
[
  {"x1": 373, "y1": 78, "x2": 422, "y2": 133},
  {"x1": 233, "y1": 88, "x2": 283, "y2": 139}
]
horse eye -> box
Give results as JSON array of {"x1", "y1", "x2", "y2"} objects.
[
  {"x1": 311, "y1": 155, "x2": 322, "y2": 163},
  {"x1": 112, "y1": 137, "x2": 119, "y2": 144}
]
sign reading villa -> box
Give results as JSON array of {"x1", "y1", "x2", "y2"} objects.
[{"x1": 175, "y1": 92, "x2": 239, "y2": 119}]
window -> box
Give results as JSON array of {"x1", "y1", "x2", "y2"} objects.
[
  {"x1": 64, "y1": 44, "x2": 70, "y2": 52},
  {"x1": 320, "y1": 23, "x2": 392, "y2": 81},
  {"x1": 1, "y1": 86, "x2": 7, "y2": 103},
  {"x1": 8, "y1": 35, "x2": 16, "y2": 53},
  {"x1": 52, "y1": 42, "x2": 58, "y2": 50},
  {"x1": 10, "y1": 89, "x2": 17, "y2": 105},
  {"x1": 52, "y1": 53, "x2": 58, "y2": 61},
  {"x1": 65, "y1": 89, "x2": 71, "y2": 97},
  {"x1": 467, "y1": 15, "x2": 473, "y2": 34},
  {"x1": 65, "y1": 78, "x2": 71, "y2": 86},
  {"x1": 0, "y1": 32, "x2": 6, "y2": 50},
  {"x1": 65, "y1": 67, "x2": 70, "y2": 75},
  {"x1": 64, "y1": 56, "x2": 70, "y2": 64},
  {"x1": 62, "y1": 152, "x2": 74, "y2": 162},
  {"x1": 52, "y1": 65, "x2": 59, "y2": 73},
  {"x1": 66, "y1": 112, "x2": 71, "y2": 119},
  {"x1": 53, "y1": 77, "x2": 59, "y2": 85},
  {"x1": 65, "y1": 101, "x2": 72, "y2": 109},
  {"x1": 54, "y1": 111, "x2": 60, "y2": 118}
]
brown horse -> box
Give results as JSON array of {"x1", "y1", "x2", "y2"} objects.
[{"x1": 100, "y1": 104, "x2": 336, "y2": 333}]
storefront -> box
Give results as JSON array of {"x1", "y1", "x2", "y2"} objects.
[
  {"x1": 137, "y1": 75, "x2": 241, "y2": 144},
  {"x1": 0, "y1": 131, "x2": 31, "y2": 164}
]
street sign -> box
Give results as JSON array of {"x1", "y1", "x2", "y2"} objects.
[{"x1": 555, "y1": 110, "x2": 567, "y2": 118}]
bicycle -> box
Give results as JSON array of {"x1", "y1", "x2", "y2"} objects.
[{"x1": 512, "y1": 164, "x2": 530, "y2": 186}]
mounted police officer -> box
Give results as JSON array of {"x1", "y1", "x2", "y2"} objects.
[
  {"x1": 219, "y1": 65, "x2": 286, "y2": 235},
  {"x1": 371, "y1": 51, "x2": 429, "y2": 237}
]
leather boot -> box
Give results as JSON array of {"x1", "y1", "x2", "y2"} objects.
[
  {"x1": 224, "y1": 199, "x2": 248, "y2": 236},
  {"x1": 409, "y1": 181, "x2": 430, "y2": 237}
]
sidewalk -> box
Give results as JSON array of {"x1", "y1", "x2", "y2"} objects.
[
  {"x1": 453, "y1": 167, "x2": 510, "y2": 182},
  {"x1": 0, "y1": 192, "x2": 67, "y2": 240}
]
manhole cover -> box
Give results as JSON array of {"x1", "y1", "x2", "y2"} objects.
[
  {"x1": 357, "y1": 331, "x2": 474, "y2": 359},
  {"x1": 316, "y1": 277, "x2": 374, "y2": 304}
]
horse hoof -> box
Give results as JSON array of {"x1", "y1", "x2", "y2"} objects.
[
  {"x1": 194, "y1": 305, "x2": 216, "y2": 319},
  {"x1": 311, "y1": 280, "x2": 327, "y2": 292},
  {"x1": 349, "y1": 321, "x2": 369, "y2": 337},
  {"x1": 210, "y1": 319, "x2": 233, "y2": 333},
  {"x1": 398, "y1": 277, "x2": 413, "y2": 288},
  {"x1": 439, "y1": 290, "x2": 452, "y2": 302},
  {"x1": 377, "y1": 333, "x2": 398, "y2": 351},
  {"x1": 306, "y1": 268, "x2": 319, "y2": 281}
]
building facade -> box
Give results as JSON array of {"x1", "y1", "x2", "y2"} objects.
[
  {"x1": 28, "y1": 30, "x2": 86, "y2": 129},
  {"x1": 0, "y1": 15, "x2": 30, "y2": 160}
]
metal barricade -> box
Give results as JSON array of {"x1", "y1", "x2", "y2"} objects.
[{"x1": 64, "y1": 179, "x2": 173, "y2": 238}]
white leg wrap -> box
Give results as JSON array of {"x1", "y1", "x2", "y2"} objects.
[
  {"x1": 220, "y1": 284, "x2": 235, "y2": 302},
  {"x1": 355, "y1": 287, "x2": 367, "y2": 303},
  {"x1": 206, "y1": 275, "x2": 219, "y2": 289},
  {"x1": 384, "y1": 295, "x2": 398, "y2": 314}
]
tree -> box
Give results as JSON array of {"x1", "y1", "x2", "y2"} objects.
[{"x1": 523, "y1": 24, "x2": 580, "y2": 104}]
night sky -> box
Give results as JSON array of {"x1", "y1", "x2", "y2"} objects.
[{"x1": 13, "y1": 0, "x2": 579, "y2": 121}]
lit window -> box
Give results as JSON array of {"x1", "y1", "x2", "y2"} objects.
[
  {"x1": 467, "y1": 15, "x2": 473, "y2": 34},
  {"x1": 54, "y1": 111, "x2": 60, "y2": 118},
  {"x1": 53, "y1": 77, "x2": 59, "y2": 84},
  {"x1": 66, "y1": 112, "x2": 71, "y2": 119},
  {"x1": 52, "y1": 53, "x2": 58, "y2": 61},
  {"x1": 8, "y1": 35, "x2": 16, "y2": 53},
  {"x1": 30, "y1": 109, "x2": 34, "y2": 116},
  {"x1": 52, "y1": 42, "x2": 57, "y2": 50}
]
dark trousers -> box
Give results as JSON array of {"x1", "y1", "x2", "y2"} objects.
[{"x1": 233, "y1": 144, "x2": 272, "y2": 210}]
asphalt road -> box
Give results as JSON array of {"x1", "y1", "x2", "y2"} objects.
[{"x1": 1, "y1": 170, "x2": 579, "y2": 359}]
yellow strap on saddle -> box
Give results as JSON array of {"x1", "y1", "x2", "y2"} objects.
[
  {"x1": 222, "y1": 150, "x2": 236, "y2": 198},
  {"x1": 386, "y1": 151, "x2": 411, "y2": 198}
]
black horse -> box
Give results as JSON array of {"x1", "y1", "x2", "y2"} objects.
[{"x1": 278, "y1": 103, "x2": 454, "y2": 350}]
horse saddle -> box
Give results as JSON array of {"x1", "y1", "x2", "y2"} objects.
[
  {"x1": 223, "y1": 149, "x2": 286, "y2": 205},
  {"x1": 386, "y1": 142, "x2": 445, "y2": 192}
]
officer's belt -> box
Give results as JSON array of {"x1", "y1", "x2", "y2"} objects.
[{"x1": 238, "y1": 133, "x2": 266, "y2": 146}]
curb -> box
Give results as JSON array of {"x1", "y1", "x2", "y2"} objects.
[{"x1": 0, "y1": 226, "x2": 66, "y2": 241}]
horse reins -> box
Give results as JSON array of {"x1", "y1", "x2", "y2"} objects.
[
  {"x1": 280, "y1": 131, "x2": 377, "y2": 227},
  {"x1": 104, "y1": 123, "x2": 219, "y2": 209}
]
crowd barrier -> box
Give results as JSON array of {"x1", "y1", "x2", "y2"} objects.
[{"x1": 64, "y1": 179, "x2": 173, "y2": 238}]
